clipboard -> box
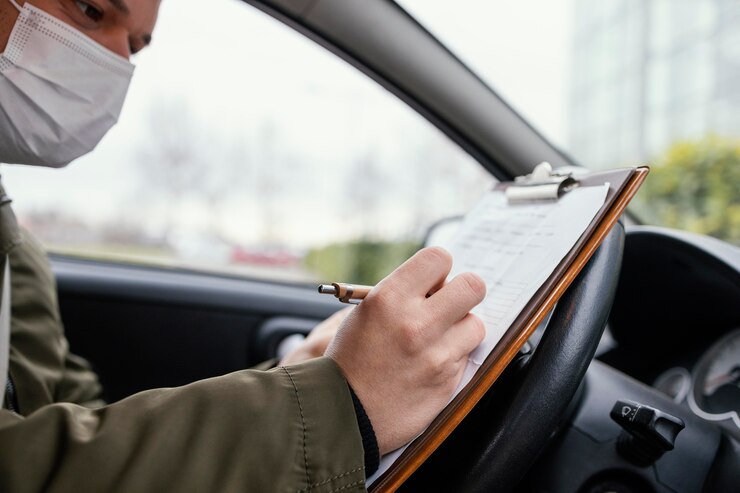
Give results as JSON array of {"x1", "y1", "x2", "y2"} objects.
[{"x1": 370, "y1": 164, "x2": 649, "y2": 492}]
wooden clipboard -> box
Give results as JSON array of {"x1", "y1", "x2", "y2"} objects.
[{"x1": 370, "y1": 165, "x2": 649, "y2": 492}]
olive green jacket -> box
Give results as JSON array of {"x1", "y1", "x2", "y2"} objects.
[{"x1": 0, "y1": 189, "x2": 367, "y2": 492}]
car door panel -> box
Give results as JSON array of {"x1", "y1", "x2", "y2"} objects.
[{"x1": 52, "y1": 256, "x2": 339, "y2": 403}]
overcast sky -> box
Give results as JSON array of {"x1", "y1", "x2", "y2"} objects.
[{"x1": 2, "y1": 0, "x2": 573, "y2": 250}]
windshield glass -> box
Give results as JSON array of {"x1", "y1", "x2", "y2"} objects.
[
  {"x1": 1, "y1": 0, "x2": 493, "y2": 286},
  {"x1": 399, "y1": 0, "x2": 740, "y2": 245}
]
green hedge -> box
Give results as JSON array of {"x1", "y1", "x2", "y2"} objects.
[
  {"x1": 305, "y1": 240, "x2": 422, "y2": 285},
  {"x1": 633, "y1": 136, "x2": 740, "y2": 245}
]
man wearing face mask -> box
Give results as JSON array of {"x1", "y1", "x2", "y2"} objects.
[{"x1": 0, "y1": 0, "x2": 488, "y2": 491}]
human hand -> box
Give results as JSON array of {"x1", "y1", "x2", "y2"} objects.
[
  {"x1": 326, "y1": 247, "x2": 486, "y2": 455},
  {"x1": 279, "y1": 307, "x2": 353, "y2": 366}
]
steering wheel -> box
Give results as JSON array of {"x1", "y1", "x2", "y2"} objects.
[{"x1": 401, "y1": 224, "x2": 625, "y2": 492}]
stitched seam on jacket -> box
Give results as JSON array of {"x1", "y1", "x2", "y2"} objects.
[
  {"x1": 283, "y1": 367, "x2": 311, "y2": 490},
  {"x1": 298, "y1": 467, "x2": 365, "y2": 492},
  {"x1": 329, "y1": 479, "x2": 365, "y2": 492}
]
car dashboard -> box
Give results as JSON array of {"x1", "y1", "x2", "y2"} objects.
[
  {"x1": 600, "y1": 226, "x2": 740, "y2": 441},
  {"x1": 517, "y1": 226, "x2": 740, "y2": 492}
]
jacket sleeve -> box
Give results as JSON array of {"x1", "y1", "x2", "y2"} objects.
[
  {"x1": 8, "y1": 228, "x2": 104, "y2": 412},
  {"x1": 0, "y1": 356, "x2": 368, "y2": 493}
]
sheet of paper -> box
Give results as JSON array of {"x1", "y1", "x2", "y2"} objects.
[{"x1": 368, "y1": 184, "x2": 608, "y2": 485}]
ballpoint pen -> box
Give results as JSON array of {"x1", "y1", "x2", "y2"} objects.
[{"x1": 318, "y1": 282, "x2": 374, "y2": 304}]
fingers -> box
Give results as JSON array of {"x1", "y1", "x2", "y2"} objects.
[
  {"x1": 426, "y1": 273, "x2": 447, "y2": 298},
  {"x1": 281, "y1": 307, "x2": 354, "y2": 365},
  {"x1": 310, "y1": 306, "x2": 353, "y2": 338},
  {"x1": 442, "y1": 313, "x2": 486, "y2": 359},
  {"x1": 381, "y1": 247, "x2": 453, "y2": 299},
  {"x1": 426, "y1": 271, "x2": 487, "y2": 328}
]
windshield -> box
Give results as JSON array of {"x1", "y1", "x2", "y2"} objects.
[
  {"x1": 0, "y1": 0, "x2": 493, "y2": 286},
  {"x1": 399, "y1": 0, "x2": 740, "y2": 245}
]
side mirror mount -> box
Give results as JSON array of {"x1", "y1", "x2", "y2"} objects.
[{"x1": 422, "y1": 215, "x2": 463, "y2": 248}]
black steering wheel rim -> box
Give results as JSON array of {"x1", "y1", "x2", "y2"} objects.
[{"x1": 402, "y1": 223, "x2": 625, "y2": 492}]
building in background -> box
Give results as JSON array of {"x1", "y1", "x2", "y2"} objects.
[{"x1": 568, "y1": 0, "x2": 740, "y2": 169}]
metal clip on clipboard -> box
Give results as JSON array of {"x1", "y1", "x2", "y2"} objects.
[{"x1": 506, "y1": 162, "x2": 579, "y2": 204}]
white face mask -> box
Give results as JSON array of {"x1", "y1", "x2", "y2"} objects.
[{"x1": 0, "y1": 0, "x2": 135, "y2": 167}]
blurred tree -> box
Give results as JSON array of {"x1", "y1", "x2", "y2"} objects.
[
  {"x1": 633, "y1": 136, "x2": 740, "y2": 245},
  {"x1": 345, "y1": 151, "x2": 386, "y2": 240},
  {"x1": 136, "y1": 99, "x2": 205, "y2": 240},
  {"x1": 135, "y1": 97, "x2": 259, "y2": 245},
  {"x1": 253, "y1": 120, "x2": 287, "y2": 245}
]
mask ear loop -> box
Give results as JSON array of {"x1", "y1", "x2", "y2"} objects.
[{"x1": 7, "y1": 0, "x2": 22, "y2": 12}]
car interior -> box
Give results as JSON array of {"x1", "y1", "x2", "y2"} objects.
[{"x1": 31, "y1": 0, "x2": 740, "y2": 491}]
